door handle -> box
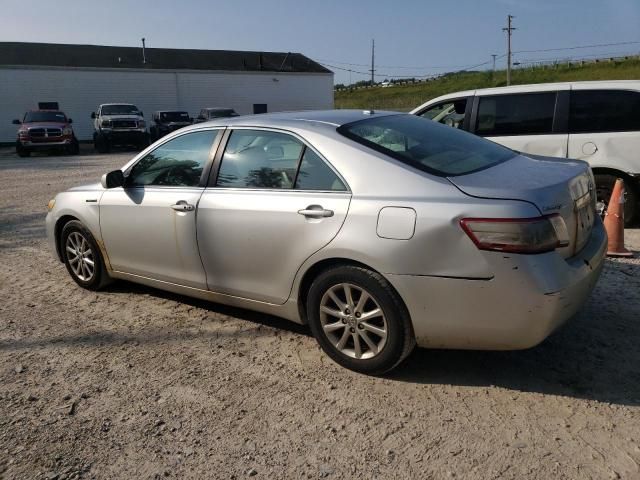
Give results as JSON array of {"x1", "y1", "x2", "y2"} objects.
[
  {"x1": 171, "y1": 201, "x2": 195, "y2": 212},
  {"x1": 298, "y1": 205, "x2": 334, "y2": 218}
]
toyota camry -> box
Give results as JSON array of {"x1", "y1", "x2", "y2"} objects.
[{"x1": 46, "y1": 110, "x2": 606, "y2": 374}]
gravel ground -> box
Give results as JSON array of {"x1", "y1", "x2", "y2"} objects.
[{"x1": 1, "y1": 147, "x2": 639, "y2": 480}]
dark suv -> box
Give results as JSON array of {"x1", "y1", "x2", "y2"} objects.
[
  {"x1": 194, "y1": 108, "x2": 239, "y2": 123},
  {"x1": 12, "y1": 110, "x2": 79, "y2": 157},
  {"x1": 150, "y1": 111, "x2": 192, "y2": 141}
]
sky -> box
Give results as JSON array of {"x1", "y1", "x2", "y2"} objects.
[{"x1": 1, "y1": 0, "x2": 639, "y2": 85}]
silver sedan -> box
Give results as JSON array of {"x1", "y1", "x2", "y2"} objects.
[{"x1": 46, "y1": 110, "x2": 607, "y2": 374}]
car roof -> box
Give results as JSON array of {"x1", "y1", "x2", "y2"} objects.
[
  {"x1": 100, "y1": 103, "x2": 137, "y2": 106},
  {"x1": 155, "y1": 110, "x2": 188, "y2": 114},
  {"x1": 28, "y1": 109, "x2": 65, "y2": 113},
  {"x1": 200, "y1": 109, "x2": 400, "y2": 129}
]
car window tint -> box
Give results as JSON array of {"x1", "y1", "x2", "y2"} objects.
[
  {"x1": 295, "y1": 148, "x2": 346, "y2": 191},
  {"x1": 569, "y1": 89, "x2": 640, "y2": 133},
  {"x1": 217, "y1": 130, "x2": 304, "y2": 189},
  {"x1": 419, "y1": 99, "x2": 467, "y2": 129},
  {"x1": 476, "y1": 92, "x2": 556, "y2": 136},
  {"x1": 127, "y1": 130, "x2": 218, "y2": 187},
  {"x1": 339, "y1": 114, "x2": 515, "y2": 177}
]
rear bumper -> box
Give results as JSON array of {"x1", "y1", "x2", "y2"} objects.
[{"x1": 387, "y1": 218, "x2": 607, "y2": 350}]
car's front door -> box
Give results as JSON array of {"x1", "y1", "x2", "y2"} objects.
[
  {"x1": 474, "y1": 91, "x2": 569, "y2": 158},
  {"x1": 197, "y1": 128, "x2": 351, "y2": 304},
  {"x1": 416, "y1": 97, "x2": 471, "y2": 130},
  {"x1": 100, "y1": 129, "x2": 221, "y2": 288}
]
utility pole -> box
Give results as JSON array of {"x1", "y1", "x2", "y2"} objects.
[
  {"x1": 491, "y1": 54, "x2": 497, "y2": 72},
  {"x1": 502, "y1": 15, "x2": 515, "y2": 85},
  {"x1": 141, "y1": 37, "x2": 147, "y2": 64},
  {"x1": 370, "y1": 39, "x2": 375, "y2": 86}
]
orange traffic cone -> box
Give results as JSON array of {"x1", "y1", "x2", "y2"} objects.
[{"x1": 603, "y1": 178, "x2": 633, "y2": 257}]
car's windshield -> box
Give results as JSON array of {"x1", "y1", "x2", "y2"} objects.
[
  {"x1": 24, "y1": 111, "x2": 67, "y2": 123},
  {"x1": 208, "y1": 109, "x2": 238, "y2": 118},
  {"x1": 160, "y1": 111, "x2": 190, "y2": 122},
  {"x1": 338, "y1": 114, "x2": 516, "y2": 176},
  {"x1": 101, "y1": 105, "x2": 140, "y2": 115}
]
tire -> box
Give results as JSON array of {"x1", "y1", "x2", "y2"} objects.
[
  {"x1": 137, "y1": 134, "x2": 150, "y2": 150},
  {"x1": 68, "y1": 138, "x2": 80, "y2": 155},
  {"x1": 307, "y1": 265, "x2": 415, "y2": 375},
  {"x1": 595, "y1": 174, "x2": 638, "y2": 227},
  {"x1": 16, "y1": 143, "x2": 30, "y2": 157},
  {"x1": 61, "y1": 220, "x2": 111, "y2": 290},
  {"x1": 95, "y1": 134, "x2": 109, "y2": 153}
]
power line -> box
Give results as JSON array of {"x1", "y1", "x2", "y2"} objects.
[
  {"x1": 513, "y1": 40, "x2": 640, "y2": 54},
  {"x1": 319, "y1": 40, "x2": 640, "y2": 75}
]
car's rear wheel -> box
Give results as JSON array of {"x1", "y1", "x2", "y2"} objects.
[
  {"x1": 61, "y1": 220, "x2": 111, "y2": 290},
  {"x1": 307, "y1": 265, "x2": 415, "y2": 375},
  {"x1": 595, "y1": 174, "x2": 638, "y2": 226}
]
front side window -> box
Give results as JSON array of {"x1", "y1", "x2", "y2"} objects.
[
  {"x1": 127, "y1": 130, "x2": 219, "y2": 187},
  {"x1": 339, "y1": 114, "x2": 515, "y2": 177},
  {"x1": 569, "y1": 90, "x2": 640, "y2": 133},
  {"x1": 419, "y1": 99, "x2": 467, "y2": 129},
  {"x1": 160, "y1": 111, "x2": 190, "y2": 122},
  {"x1": 476, "y1": 92, "x2": 556, "y2": 136}
]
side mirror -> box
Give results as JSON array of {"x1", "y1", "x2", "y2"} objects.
[
  {"x1": 91, "y1": 112, "x2": 96, "y2": 119},
  {"x1": 140, "y1": 111, "x2": 144, "y2": 117},
  {"x1": 68, "y1": 118, "x2": 73, "y2": 124},
  {"x1": 189, "y1": 117, "x2": 194, "y2": 123},
  {"x1": 12, "y1": 119, "x2": 21, "y2": 125},
  {"x1": 101, "y1": 170, "x2": 125, "y2": 189}
]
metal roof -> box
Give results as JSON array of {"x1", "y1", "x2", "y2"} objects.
[{"x1": 0, "y1": 42, "x2": 331, "y2": 74}]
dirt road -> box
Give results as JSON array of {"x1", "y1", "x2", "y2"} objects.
[{"x1": 1, "y1": 148, "x2": 639, "y2": 479}]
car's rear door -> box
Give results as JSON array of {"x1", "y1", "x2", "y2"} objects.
[
  {"x1": 100, "y1": 129, "x2": 222, "y2": 288},
  {"x1": 471, "y1": 89, "x2": 569, "y2": 158},
  {"x1": 567, "y1": 87, "x2": 640, "y2": 174},
  {"x1": 196, "y1": 128, "x2": 351, "y2": 304}
]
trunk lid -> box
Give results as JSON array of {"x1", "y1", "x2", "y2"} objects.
[{"x1": 448, "y1": 154, "x2": 596, "y2": 258}]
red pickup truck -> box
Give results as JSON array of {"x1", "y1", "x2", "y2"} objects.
[{"x1": 12, "y1": 110, "x2": 79, "y2": 157}]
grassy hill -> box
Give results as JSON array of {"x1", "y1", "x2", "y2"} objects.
[{"x1": 334, "y1": 57, "x2": 640, "y2": 111}]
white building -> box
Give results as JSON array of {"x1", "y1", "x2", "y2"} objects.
[{"x1": 0, "y1": 42, "x2": 334, "y2": 142}]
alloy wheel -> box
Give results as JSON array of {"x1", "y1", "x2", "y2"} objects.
[
  {"x1": 319, "y1": 283, "x2": 388, "y2": 359},
  {"x1": 65, "y1": 231, "x2": 95, "y2": 281}
]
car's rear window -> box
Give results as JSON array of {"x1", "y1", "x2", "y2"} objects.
[{"x1": 338, "y1": 114, "x2": 515, "y2": 176}]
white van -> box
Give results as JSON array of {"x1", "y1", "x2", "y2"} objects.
[{"x1": 411, "y1": 81, "x2": 640, "y2": 224}]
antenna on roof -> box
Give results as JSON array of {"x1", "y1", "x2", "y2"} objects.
[{"x1": 141, "y1": 38, "x2": 147, "y2": 64}]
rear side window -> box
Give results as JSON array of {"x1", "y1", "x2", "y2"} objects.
[
  {"x1": 217, "y1": 130, "x2": 303, "y2": 189},
  {"x1": 476, "y1": 92, "x2": 556, "y2": 136},
  {"x1": 216, "y1": 129, "x2": 347, "y2": 191},
  {"x1": 339, "y1": 114, "x2": 515, "y2": 177},
  {"x1": 295, "y1": 148, "x2": 346, "y2": 191},
  {"x1": 569, "y1": 90, "x2": 640, "y2": 133}
]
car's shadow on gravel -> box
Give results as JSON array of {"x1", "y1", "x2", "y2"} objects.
[
  {"x1": 390, "y1": 259, "x2": 640, "y2": 407},
  {"x1": 107, "y1": 262, "x2": 640, "y2": 407}
]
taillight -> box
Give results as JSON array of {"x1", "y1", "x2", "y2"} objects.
[{"x1": 460, "y1": 214, "x2": 570, "y2": 254}]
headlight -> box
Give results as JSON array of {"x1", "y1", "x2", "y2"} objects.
[
  {"x1": 62, "y1": 126, "x2": 73, "y2": 135},
  {"x1": 101, "y1": 120, "x2": 112, "y2": 127},
  {"x1": 138, "y1": 120, "x2": 146, "y2": 128},
  {"x1": 47, "y1": 199, "x2": 56, "y2": 211}
]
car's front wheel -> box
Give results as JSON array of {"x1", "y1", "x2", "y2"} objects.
[
  {"x1": 16, "y1": 143, "x2": 30, "y2": 157},
  {"x1": 307, "y1": 265, "x2": 415, "y2": 375},
  {"x1": 61, "y1": 220, "x2": 111, "y2": 290}
]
